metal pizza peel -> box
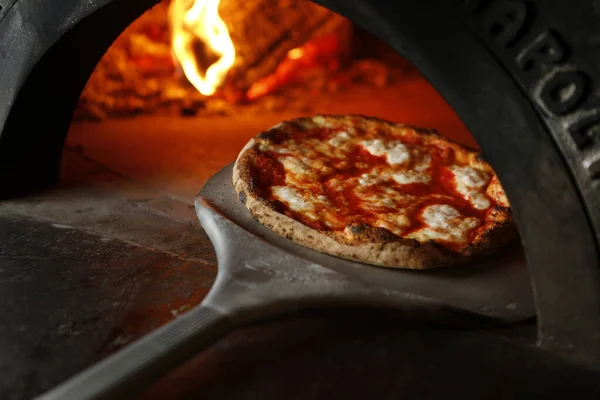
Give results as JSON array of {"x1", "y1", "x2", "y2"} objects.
[{"x1": 37, "y1": 163, "x2": 534, "y2": 400}]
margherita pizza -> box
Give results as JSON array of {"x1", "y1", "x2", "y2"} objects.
[{"x1": 233, "y1": 115, "x2": 516, "y2": 269}]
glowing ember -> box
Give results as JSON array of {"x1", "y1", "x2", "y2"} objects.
[
  {"x1": 169, "y1": 0, "x2": 235, "y2": 96},
  {"x1": 246, "y1": 34, "x2": 345, "y2": 101}
]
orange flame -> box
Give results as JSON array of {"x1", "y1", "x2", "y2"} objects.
[{"x1": 168, "y1": 0, "x2": 235, "y2": 96}]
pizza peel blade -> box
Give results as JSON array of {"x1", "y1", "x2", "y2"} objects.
[{"x1": 36, "y1": 163, "x2": 535, "y2": 400}]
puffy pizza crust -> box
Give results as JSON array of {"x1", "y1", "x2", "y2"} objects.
[{"x1": 233, "y1": 115, "x2": 517, "y2": 270}]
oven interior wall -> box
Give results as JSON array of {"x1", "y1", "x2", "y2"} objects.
[{"x1": 0, "y1": 0, "x2": 161, "y2": 199}]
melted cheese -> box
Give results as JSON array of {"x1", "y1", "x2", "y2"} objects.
[
  {"x1": 449, "y1": 166, "x2": 491, "y2": 210},
  {"x1": 406, "y1": 204, "x2": 479, "y2": 243},
  {"x1": 358, "y1": 170, "x2": 384, "y2": 186},
  {"x1": 414, "y1": 154, "x2": 431, "y2": 172},
  {"x1": 328, "y1": 131, "x2": 351, "y2": 147},
  {"x1": 361, "y1": 139, "x2": 411, "y2": 165},
  {"x1": 272, "y1": 186, "x2": 315, "y2": 212},
  {"x1": 374, "y1": 213, "x2": 411, "y2": 235},
  {"x1": 312, "y1": 115, "x2": 335, "y2": 128},
  {"x1": 392, "y1": 152, "x2": 432, "y2": 184},
  {"x1": 392, "y1": 171, "x2": 430, "y2": 184},
  {"x1": 280, "y1": 156, "x2": 312, "y2": 176},
  {"x1": 326, "y1": 177, "x2": 346, "y2": 192},
  {"x1": 355, "y1": 190, "x2": 396, "y2": 209},
  {"x1": 272, "y1": 186, "x2": 343, "y2": 229}
]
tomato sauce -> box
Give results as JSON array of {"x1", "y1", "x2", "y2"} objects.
[{"x1": 250, "y1": 152, "x2": 286, "y2": 199}]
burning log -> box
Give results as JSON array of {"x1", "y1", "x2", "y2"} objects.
[
  {"x1": 73, "y1": 0, "x2": 380, "y2": 121},
  {"x1": 217, "y1": 0, "x2": 352, "y2": 92},
  {"x1": 246, "y1": 33, "x2": 348, "y2": 101}
]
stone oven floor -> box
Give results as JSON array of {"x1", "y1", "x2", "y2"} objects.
[{"x1": 2, "y1": 79, "x2": 598, "y2": 399}]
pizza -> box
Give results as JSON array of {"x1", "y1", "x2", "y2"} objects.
[{"x1": 233, "y1": 115, "x2": 516, "y2": 269}]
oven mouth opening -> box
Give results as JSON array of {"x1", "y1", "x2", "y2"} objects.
[{"x1": 56, "y1": 0, "x2": 530, "y2": 326}]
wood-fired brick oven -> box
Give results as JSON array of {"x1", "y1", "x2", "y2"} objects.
[{"x1": 2, "y1": 0, "x2": 600, "y2": 399}]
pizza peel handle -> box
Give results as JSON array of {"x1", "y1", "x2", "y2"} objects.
[
  {"x1": 34, "y1": 305, "x2": 233, "y2": 400},
  {"x1": 33, "y1": 198, "x2": 355, "y2": 400}
]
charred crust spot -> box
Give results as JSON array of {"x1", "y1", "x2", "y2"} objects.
[
  {"x1": 373, "y1": 227, "x2": 398, "y2": 242},
  {"x1": 421, "y1": 127, "x2": 440, "y2": 136},
  {"x1": 493, "y1": 205, "x2": 506, "y2": 213},
  {"x1": 349, "y1": 224, "x2": 366, "y2": 234},
  {"x1": 405, "y1": 125, "x2": 439, "y2": 137},
  {"x1": 291, "y1": 120, "x2": 308, "y2": 132},
  {"x1": 476, "y1": 153, "x2": 488, "y2": 163},
  {"x1": 238, "y1": 191, "x2": 247, "y2": 205},
  {"x1": 270, "y1": 199, "x2": 287, "y2": 213},
  {"x1": 257, "y1": 131, "x2": 271, "y2": 139}
]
